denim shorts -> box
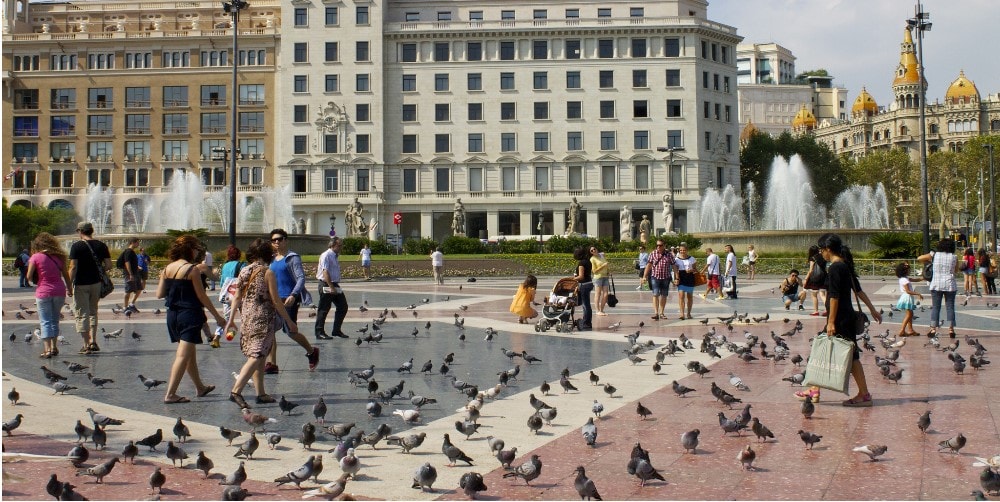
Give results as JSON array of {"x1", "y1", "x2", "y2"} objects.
[
  {"x1": 677, "y1": 284, "x2": 694, "y2": 294},
  {"x1": 649, "y1": 278, "x2": 670, "y2": 297},
  {"x1": 593, "y1": 277, "x2": 609, "y2": 287}
]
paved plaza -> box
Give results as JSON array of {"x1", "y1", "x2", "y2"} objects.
[{"x1": 2, "y1": 273, "x2": 998, "y2": 500}]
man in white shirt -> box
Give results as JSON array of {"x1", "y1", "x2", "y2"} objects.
[
  {"x1": 430, "y1": 247, "x2": 444, "y2": 285},
  {"x1": 724, "y1": 244, "x2": 738, "y2": 299},
  {"x1": 700, "y1": 248, "x2": 720, "y2": 299},
  {"x1": 315, "y1": 237, "x2": 349, "y2": 339}
]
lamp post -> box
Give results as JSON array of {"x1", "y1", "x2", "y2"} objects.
[
  {"x1": 985, "y1": 143, "x2": 997, "y2": 252},
  {"x1": 371, "y1": 184, "x2": 382, "y2": 240},
  {"x1": 329, "y1": 213, "x2": 336, "y2": 238},
  {"x1": 907, "y1": 2, "x2": 931, "y2": 253},
  {"x1": 223, "y1": 0, "x2": 248, "y2": 247},
  {"x1": 537, "y1": 182, "x2": 544, "y2": 254}
]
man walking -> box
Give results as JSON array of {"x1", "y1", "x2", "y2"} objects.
[
  {"x1": 700, "y1": 247, "x2": 720, "y2": 299},
  {"x1": 265, "y1": 228, "x2": 320, "y2": 373},
  {"x1": 723, "y1": 244, "x2": 738, "y2": 299},
  {"x1": 119, "y1": 237, "x2": 141, "y2": 314},
  {"x1": 642, "y1": 240, "x2": 675, "y2": 320},
  {"x1": 68, "y1": 221, "x2": 111, "y2": 354},
  {"x1": 15, "y1": 248, "x2": 30, "y2": 287},
  {"x1": 430, "y1": 247, "x2": 444, "y2": 285},
  {"x1": 315, "y1": 237, "x2": 350, "y2": 340}
]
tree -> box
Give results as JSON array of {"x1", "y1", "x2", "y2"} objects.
[
  {"x1": 953, "y1": 135, "x2": 1000, "y2": 244},
  {"x1": 926, "y1": 151, "x2": 961, "y2": 239},
  {"x1": 794, "y1": 69, "x2": 829, "y2": 84},
  {"x1": 2, "y1": 198, "x2": 79, "y2": 252},
  {"x1": 846, "y1": 149, "x2": 916, "y2": 226}
]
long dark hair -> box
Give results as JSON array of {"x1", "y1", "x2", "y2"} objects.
[
  {"x1": 573, "y1": 247, "x2": 588, "y2": 261},
  {"x1": 817, "y1": 233, "x2": 857, "y2": 279}
]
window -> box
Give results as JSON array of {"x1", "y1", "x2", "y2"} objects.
[
  {"x1": 667, "y1": 130, "x2": 683, "y2": 149},
  {"x1": 402, "y1": 74, "x2": 416, "y2": 92},
  {"x1": 469, "y1": 11, "x2": 483, "y2": 21},
  {"x1": 721, "y1": 46, "x2": 729, "y2": 64},
  {"x1": 724, "y1": 76, "x2": 731, "y2": 93},
  {"x1": 51, "y1": 168, "x2": 74, "y2": 188},
  {"x1": 324, "y1": 169, "x2": 339, "y2": 192},
  {"x1": 292, "y1": 170, "x2": 306, "y2": 192},
  {"x1": 435, "y1": 103, "x2": 450, "y2": 121},
  {"x1": 566, "y1": 39, "x2": 581, "y2": 59},
  {"x1": 712, "y1": 43, "x2": 718, "y2": 61},
  {"x1": 437, "y1": 11, "x2": 451, "y2": 21},
  {"x1": 701, "y1": 41, "x2": 708, "y2": 59},
  {"x1": 356, "y1": 42, "x2": 369, "y2": 62},
  {"x1": 88, "y1": 88, "x2": 113, "y2": 109},
  {"x1": 533, "y1": 72, "x2": 548, "y2": 90},
  {"x1": 500, "y1": 72, "x2": 515, "y2": 90},
  {"x1": 433, "y1": 166, "x2": 450, "y2": 193},
  {"x1": 714, "y1": 103, "x2": 721, "y2": 120},
  {"x1": 13, "y1": 143, "x2": 38, "y2": 162},
  {"x1": 50, "y1": 89, "x2": 74, "y2": 110},
  {"x1": 356, "y1": 135, "x2": 370, "y2": 154},
  {"x1": 13, "y1": 89, "x2": 37, "y2": 110},
  {"x1": 125, "y1": 52, "x2": 152, "y2": 69},
  {"x1": 50, "y1": 53, "x2": 78, "y2": 70},
  {"x1": 125, "y1": 87, "x2": 150, "y2": 108},
  {"x1": 468, "y1": 133, "x2": 484, "y2": 153},
  {"x1": 631, "y1": 7, "x2": 644, "y2": 17},
  {"x1": 86, "y1": 169, "x2": 110, "y2": 187},
  {"x1": 162, "y1": 51, "x2": 189, "y2": 68},
  {"x1": 703, "y1": 100, "x2": 710, "y2": 119},
  {"x1": 534, "y1": 102, "x2": 549, "y2": 120},
  {"x1": 598, "y1": 7, "x2": 612, "y2": 17},
  {"x1": 501, "y1": 10, "x2": 514, "y2": 20},
  {"x1": 600, "y1": 131, "x2": 616, "y2": 150},
  {"x1": 163, "y1": 86, "x2": 188, "y2": 107},
  {"x1": 435, "y1": 134, "x2": 450, "y2": 153},
  {"x1": 401, "y1": 43, "x2": 417, "y2": 62},
  {"x1": 705, "y1": 131, "x2": 712, "y2": 150},
  {"x1": 666, "y1": 69, "x2": 681, "y2": 87},
  {"x1": 633, "y1": 100, "x2": 649, "y2": 118},
  {"x1": 702, "y1": 71, "x2": 709, "y2": 89},
  {"x1": 162, "y1": 140, "x2": 188, "y2": 160},
  {"x1": 324, "y1": 134, "x2": 338, "y2": 153},
  {"x1": 634, "y1": 130, "x2": 649, "y2": 150},
  {"x1": 88, "y1": 115, "x2": 112, "y2": 136},
  {"x1": 356, "y1": 6, "x2": 369, "y2": 25},
  {"x1": 665, "y1": 38, "x2": 680, "y2": 57},
  {"x1": 500, "y1": 41, "x2": 515, "y2": 60},
  {"x1": 633, "y1": 69, "x2": 647, "y2": 88},
  {"x1": 405, "y1": 12, "x2": 419, "y2": 22},
  {"x1": 50, "y1": 142, "x2": 75, "y2": 160},
  {"x1": 325, "y1": 6, "x2": 338, "y2": 25},
  {"x1": 532, "y1": 40, "x2": 548, "y2": 59},
  {"x1": 501, "y1": 133, "x2": 516, "y2": 152},
  {"x1": 566, "y1": 8, "x2": 580, "y2": 18},
  {"x1": 635, "y1": 164, "x2": 649, "y2": 189},
  {"x1": 535, "y1": 166, "x2": 550, "y2": 190},
  {"x1": 13, "y1": 117, "x2": 38, "y2": 137},
  {"x1": 667, "y1": 99, "x2": 682, "y2": 117},
  {"x1": 402, "y1": 134, "x2": 417, "y2": 153},
  {"x1": 239, "y1": 139, "x2": 264, "y2": 157},
  {"x1": 713, "y1": 73, "x2": 720, "y2": 91},
  {"x1": 468, "y1": 103, "x2": 483, "y2": 121},
  {"x1": 357, "y1": 169, "x2": 370, "y2": 191},
  {"x1": 325, "y1": 42, "x2": 338, "y2": 62},
  {"x1": 356, "y1": 74, "x2": 370, "y2": 92},
  {"x1": 238, "y1": 49, "x2": 267, "y2": 66},
  {"x1": 293, "y1": 43, "x2": 307, "y2": 63},
  {"x1": 201, "y1": 139, "x2": 226, "y2": 158},
  {"x1": 294, "y1": 135, "x2": 307, "y2": 154},
  {"x1": 126, "y1": 114, "x2": 151, "y2": 135},
  {"x1": 434, "y1": 73, "x2": 449, "y2": 92},
  {"x1": 467, "y1": 42, "x2": 482, "y2": 61},
  {"x1": 501, "y1": 166, "x2": 516, "y2": 191},
  {"x1": 598, "y1": 39, "x2": 614, "y2": 58},
  {"x1": 501, "y1": 102, "x2": 516, "y2": 120},
  {"x1": 567, "y1": 131, "x2": 583, "y2": 151},
  {"x1": 599, "y1": 70, "x2": 614, "y2": 88},
  {"x1": 567, "y1": 101, "x2": 582, "y2": 119},
  {"x1": 87, "y1": 53, "x2": 115, "y2": 70},
  {"x1": 356, "y1": 103, "x2": 370, "y2": 122},
  {"x1": 403, "y1": 168, "x2": 418, "y2": 193},
  {"x1": 88, "y1": 141, "x2": 113, "y2": 160},
  {"x1": 239, "y1": 84, "x2": 264, "y2": 105},
  {"x1": 726, "y1": 134, "x2": 733, "y2": 153},
  {"x1": 469, "y1": 167, "x2": 483, "y2": 192},
  {"x1": 325, "y1": 75, "x2": 339, "y2": 92},
  {"x1": 201, "y1": 113, "x2": 226, "y2": 134},
  {"x1": 600, "y1": 100, "x2": 615, "y2": 119},
  {"x1": 51, "y1": 116, "x2": 75, "y2": 136},
  {"x1": 434, "y1": 42, "x2": 449, "y2": 62},
  {"x1": 294, "y1": 8, "x2": 308, "y2": 26},
  {"x1": 533, "y1": 9, "x2": 547, "y2": 19},
  {"x1": 534, "y1": 132, "x2": 550, "y2": 152},
  {"x1": 601, "y1": 165, "x2": 616, "y2": 189},
  {"x1": 125, "y1": 141, "x2": 150, "y2": 160},
  {"x1": 12, "y1": 55, "x2": 40, "y2": 71},
  {"x1": 467, "y1": 73, "x2": 482, "y2": 91},
  {"x1": 566, "y1": 71, "x2": 581, "y2": 89},
  {"x1": 402, "y1": 104, "x2": 417, "y2": 122},
  {"x1": 632, "y1": 38, "x2": 647, "y2": 57},
  {"x1": 294, "y1": 75, "x2": 308, "y2": 93}
]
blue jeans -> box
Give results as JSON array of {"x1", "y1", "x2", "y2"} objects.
[
  {"x1": 577, "y1": 281, "x2": 593, "y2": 329},
  {"x1": 930, "y1": 290, "x2": 956, "y2": 328},
  {"x1": 36, "y1": 295, "x2": 65, "y2": 339}
]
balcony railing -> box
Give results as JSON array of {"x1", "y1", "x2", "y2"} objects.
[
  {"x1": 88, "y1": 128, "x2": 113, "y2": 137},
  {"x1": 51, "y1": 101, "x2": 76, "y2": 110},
  {"x1": 88, "y1": 101, "x2": 111, "y2": 109},
  {"x1": 163, "y1": 127, "x2": 189, "y2": 134},
  {"x1": 163, "y1": 99, "x2": 189, "y2": 108},
  {"x1": 50, "y1": 129, "x2": 75, "y2": 136},
  {"x1": 201, "y1": 99, "x2": 225, "y2": 107},
  {"x1": 202, "y1": 126, "x2": 226, "y2": 134},
  {"x1": 126, "y1": 128, "x2": 151, "y2": 135},
  {"x1": 239, "y1": 99, "x2": 265, "y2": 106},
  {"x1": 239, "y1": 125, "x2": 263, "y2": 133},
  {"x1": 14, "y1": 101, "x2": 39, "y2": 110},
  {"x1": 125, "y1": 100, "x2": 151, "y2": 108},
  {"x1": 14, "y1": 128, "x2": 39, "y2": 137},
  {"x1": 122, "y1": 187, "x2": 151, "y2": 194}
]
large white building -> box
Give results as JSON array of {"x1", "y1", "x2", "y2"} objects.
[{"x1": 277, "y1": 0, "x2": 742, "y2": 241}]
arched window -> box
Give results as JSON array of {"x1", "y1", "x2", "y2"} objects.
[
  {"x1": 970, "y1": 119, "x2": 978, "y2": 131},
  {"x1": 874, "y1": 131, "x2": 880, "y2": 141},
  {"x1": 900, "y1": 125, "x2": 908, "y2": 135},
  {"x1": 842, "y1": 138, "x2": 848, "y2": 148},
  {"x1": 929, "y1": 123, "x2": 938, "y2": 134}
]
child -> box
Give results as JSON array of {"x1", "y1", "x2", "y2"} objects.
[
  {"x1": 895, "y1": 262, "x2": 923, "y2": 338},
  {"x1": 510, "y1": 275, "x2": 539, "y2": 324}
]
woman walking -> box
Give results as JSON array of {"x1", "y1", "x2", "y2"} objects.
[
  {"x1": 746, "y1": 244, "x2": 758, "y2": 281},
  {"x1": 225, "y1": 238, "x2": 298, "y2": 409},
  {"x1": 917, "y1": 238, "x2": 959, "y2": 338},
  {"x1": 635, "y1": 245, "x2": 650, "y2": 291},
  {"x1": 360, "y1": 242, "x2": 373, "y2": 281},
  {"x1": 572, "y1": 247, "x2": 594, "y2": 331},
  {"x1": 26, "y1": 232, "x2": 72, "y2": 358},
  {"x1": 673, "y1": 243, "x2": 697, "y2": 320},
  {"x1": 590, "y1": 246, "x2": 610, "y2": 315},
  {"x1": 156, "y1": 235, "x2": 225, "y2": 404},
  {"x1": 961, "y1": 248, "x2": 977, "y2": 296},
  {"x1": 980, "y1": 249, "x2": 997, "y2": 295}
]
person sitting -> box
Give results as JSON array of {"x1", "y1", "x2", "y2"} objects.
[{"x1": 780, "y1": 269, "x2": 806, "y2": 310}]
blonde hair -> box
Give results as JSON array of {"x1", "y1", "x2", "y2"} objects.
[{"x1": 31, "y1": 232, "x2": 68, "y2": 263}]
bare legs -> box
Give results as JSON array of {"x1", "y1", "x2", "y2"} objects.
[
  {"x1": 164, "y1": 341, "x2": 209, "y2": 402},
  {"x1": 678, "y1": 291, "x2": 693, "y2": 319},
  {"x1": 594, "y1": 284, "x2": 608, "y2": 314},
  {"x1": 232, "y1": 356, "x2": 266, "y2": 398}
]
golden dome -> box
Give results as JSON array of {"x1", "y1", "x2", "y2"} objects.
[
  {"x1": 852, "y1": 87, "x2": 878, "y2": 116},
  {"x1": 791, "y1": 105, "x2": 816, "y2": 129},
  {"x1": 740, "y1": 121, "x2": 760, "y2": 142},
  {"x1": 945, "y1": 70, "x2": 980, "y2": 101},
  {"x1": 892, "y1": 27, "x2": 921, "y2": 86}
]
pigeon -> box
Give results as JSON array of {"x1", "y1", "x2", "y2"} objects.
[
  {"x1": 801, "y1": 398, "x2": 815, "y2": 419},
  {"x1": 503, "y1": 454, "x2": 542, "y2": 485},
  {"x1": 529, "y1": 393, "x2": 551, "y2": 411},
  {"x1": 7, "y1": 387, "x2": 19, "y2": 405},
  {"x1": 681, "y1": 429, "x2": 700, "y2": 454},
  {"x1": 782, "y1": 372, "x2": 805, "y2": 386},
  {"x1": 486, "y1": 436, "x2": 505, "y2": 453},
  {"x1": 220, "y1": 461, "x2": 248, "y2": 487},
  {"x1": 91, "y1": 423, "x2": 107, "y2": 450},
  {"x1": 52, "y1": 382, "x2": 77, "y2": 395},
  {"x1": 265, "y1": 432, "x2": 282, "y2": 450},
  {"x1": 3, "y1": 414, "x2": 24, "y2": 436},
  {"x1": 559, "y1": 376, "x2": 579, "y2": 393},
  {"x1": 173, "y1": 417, "x2": 190, "y2": 443},
  {"x1": 366, "y1": 400, "x2": 383, "y2": 418},
  {"x1": 122, "y1": 441, "x2": 138, "y2": 464},
  {"x1": 46, "y1": 473, "x2": 64, "y2": 500},
  {"x1": 303, "y1": 473, "x2": 349, "y2": 500},
  {"x1": 149, "y1": 466, "x2": 166, "y2": 493},
  {"x1": 938, "y1": 433, "x2": 967, "y2": 454},
  {"x1": 459, "y1": 471, "x2": 487, "y2": 500},
  {"x1": 636, "y1": 402, "x2": 652, "y2": 420},
  {"x1": 718, "y1": 412, "x2": 744, "y2": 436},
  {"x1": 86, "y1": 373, "x2": 114, "y2": 388},
  {"x1": 672, "y1": 380, "x2": 696, "y2": 397},
  {"x1": 278, "y1": 396, "x2": 299, "y2": 415},
  {"x1": 411, "y1": 462, "x2": 438, "y2": 492},
  {"x1": 628, "y1": 455, "x2": 665, "y2": 487},
  {"x1": 299, "y1": 423, "x2": 317, "y2": 450},
  {"x1": 728, "y1": 372, "x2": 751, "y2": 391},
  {"x1": 495, "y1": 447, "x2": 519, "y2": 469},
  {"x1": 455, "y1": 420, "x2": 481, "y2": 440},
  {"x1": 63, "y1": 361, "x2": 90, "y2": 374},
  {"x1": 59, "y1": 482, "x2": 86, "y2": 501},
  {"x1": 538, "y1": 407, "x2": 558, "y2": 425},
  {"x1": 41, "y1": 365, "x2": 68, "y2": 382},
  {"x1": 527, "y1": 412, "x2": 544, "y2": 434},
  {"x1": 220, "y1": 426, "x2": 242, "y2": 446},
  {"x1": 582, "y1": 417, "x2": 598, "y2": 446},
  {"x1": 222, "y1": 486, "x2": 251, "y2": 501},
  {"x1": 917, "y1": 410, "x2": 931, "y2": 433},
  {"x1": 751, "y1": 417, "x2": 774, "y2": 443},
  {"x1": 339, "y1": 448, "x2": 361, "y2": 478},
  {"x1": 737, "y1": 445, "x2": 756, "y2": 470},
  {"x1": 324, "y1": 422, "x2": 355, "y2": 440},
  {"x1": 136, "y1": 428, "x2": 164, "y2": 451},
  {"x1": 196, "y1": 451, "x2": 214, "y2": 478},
  {"x1": 393, "y1": 409, "x2": 421, "y2": 424},
  {"x1": 442, "y1": 433, "x2": 474, "y2": 466},
  {"x1": 798, "y1": 430, "x2": 822, "y2": 449},
  {"x1": 592, "y1": 400, "x2": 604, "y2": 418},
  {"x1": 234, "y1": 432, "x2": 259, "y2": 460},
  {"x1": 603, "y1": 383, "x2": 617, "y2": 398},
  {"x1": 166, "y1": 440, "x2": 189, "y2": 467},
  {"x1": 274, "y1": 455, "x2": 315, "y2": 488},
  {"x1": 76, "y1": 456, "x2": 120, "y2": 483},
  {"x1": 981, "y1": 468, "x2": 1000, "y2": 496},
  {"x1": 853, "y1": 444, "x2": 888, "y2": 462},
  {"x1": 574, "y1": 466, "x2": 602, "y2": 501},
  {"x1": 138, "y1": 374, "x2": 166, "y2": 390},
  {"x1": 734, "y1": 404, "x2": 753, "y2": 428},
  {"x1": 387, "y1": 432, "x2": 427, "y2": 454},
  {"x1": 409, "y1": 393, "x2": 438, "y2": 408},
  {"x1": 242, "y1": 408, "x2": 277, "y2": 431},
  {"x1": 68, "y1": 444, "x2": 89, "y2": 467}
]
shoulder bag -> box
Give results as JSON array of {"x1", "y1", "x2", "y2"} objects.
[
  {"x1": 83, "y1": 240, "x2": 114, "y2": 299},
  {"x1": 802, "y1": 333, "x2": 854, "y2": 394},
  {"x1": 606, "y1": 275, "x2": 618, "y2": 308}
]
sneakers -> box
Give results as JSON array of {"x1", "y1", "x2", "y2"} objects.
[
  {"x1": 842, "y1": 393, "x2": 873, "y2": 407},
  {"x1": 307, "y1": 347, "x2": 320, "y2": 371},
  {"x1": 699, "y1": 293, "x2": 707, "y2": 299},
  {"x1": 795, "y1": 388, "x2": 821, "y2": 403},
  {"x1": 210, "y1": 336, "x2": 221, "y2": 349},
  {"x1": 315, "y1": 331, "x2": 333, "y2": 340},
  {"x1": 716, "y1": 295, "x2": 725, "y2": 300},
  {"x1": 126, "y1": 304, "x2": 140, "y2": 314},
  {"x1": 263, "y1": 362, "x2": 279, "y2": 374},
  {"x1": 798, "y1": 304, "x2": 805, "y2": 310}
]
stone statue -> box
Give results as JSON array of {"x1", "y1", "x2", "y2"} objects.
[
  {"x1": 346, "y1": 197, "x2": 366, "y2": 236},
  {"x1": 452, "y1": 198, "x2": 466, "y2": 236},
  {"x1": 566, "y1": 197, "x2": 581, "y2": 236},
  {"x1": 297, "y1": 217, "x2": 306, "y2": 235},
  {"x1": 662, "y1": 192, "x2": 675, "y2": 234},
  {"x1": 638, "y1": 215, "x2": 651, "y2": 244},
  {"x1": 620, "y1": 205, "x2": 633, "y2": 242}
]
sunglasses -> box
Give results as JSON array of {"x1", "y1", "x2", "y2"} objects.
[{"x1": 271, "y1": 237, "x2": 285, "y2": 243}]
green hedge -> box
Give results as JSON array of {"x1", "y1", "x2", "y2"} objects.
[
  {"x1": 340, "y1": 237, "x2": 395, "y2": 256},
  {"x1": 441, "y1": 235, "x2": 488, "y2": 254},
  {"x1": 403, "y1": 237, "x2": 438, "y2": 256},
  {"x1": 499, "y1": 239, "x2": 543, "y2": 254}
]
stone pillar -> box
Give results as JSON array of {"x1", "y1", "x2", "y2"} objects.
[
  {"x1": 306, "y1": 211, "x2": 315, "y2": 234},
  {"x1": 420, "y1": 211, "x2": 433, "y2": 239},
  {"x1": 586, "y1": 211, "x2": 600, "y2": 238},
  {"x1": 520, "y1": 211, "x2": 533, "y2": 238},
  {"x1": 487, "y1": 210, "x2": 499, "y2": 239},
  {"x1": 554, "y1": 210, "x2": 566, "y2": 236}
]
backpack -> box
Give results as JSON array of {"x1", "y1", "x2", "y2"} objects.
[{"x1": 14, "y1": 254, "x2": 25, "y2": 268}]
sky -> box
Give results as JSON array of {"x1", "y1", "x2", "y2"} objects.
[{"x1": 711, "y1": 0, "x2": 999, "y2": 108}]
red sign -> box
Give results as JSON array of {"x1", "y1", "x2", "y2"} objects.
[{"x1": 393, "y1": 212, "x2": 402, "y2": 225}]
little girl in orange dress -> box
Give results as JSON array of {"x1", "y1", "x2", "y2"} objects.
[{"x1": 510, "y1": 275, "x2": 538, "y2": 324}]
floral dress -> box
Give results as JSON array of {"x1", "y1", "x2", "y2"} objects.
[{"x1": 236, "y1": 262, "x2": 278, "y2": 358}]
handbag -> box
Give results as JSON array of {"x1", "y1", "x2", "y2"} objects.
[
  {"x1": 852, "y1": 285, "x2": 870, "y2": 334},
  {"x1": 802, "y1": 333, "x2": 854, "y2": 394},
  {"x1": 82, "y1": 240, "x2": 114, "y2": 299},
  {"x1": 921, "y1": 262, "x2": 933, "y2": 281},
  {"x1": 694, "y1": 271, "x2": 708, "y2": 287},
  {"x1": 722, "y1": 276, "x2": 734, "y2": 293},
  {"x1": 606, "y1": 276, "x2": 619, "y2": 308}
]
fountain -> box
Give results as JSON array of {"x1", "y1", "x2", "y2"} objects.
[
  {"x1": 696, "y1": 184, "x2": 746, "y2": 233},
  {"x1": 832, "y1": 184, "x2": 890, "y2": 229},
  {"x1": 83, "y1": 183, "x2": 114, "y2": 234},
  {"x1": 760, "y1": 155, "x2": 826, "y2": 230}
]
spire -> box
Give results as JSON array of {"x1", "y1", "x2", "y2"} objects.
[{"x1": 892, "y1": 27, "x2": 921, "y2": 87}]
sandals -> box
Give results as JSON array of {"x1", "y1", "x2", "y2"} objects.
[
  {"x1": 255, "y1": 394, "x2": 276, "y2": 404},
  {"x1": 229, "y1": 392, "x2": 249, "y2": 409},
  {"x1": 163, "y1": 396, "x2": 191, "y2": 404},
  {"x1": 842, "y1": 393, "x2": 873, "y2": 407},
  {"x1": 39, "y1": 351, "x2": 52, "y2": 359},
  {"x1": 88, "y1": 343, "x2": 100, "y2": 352},
  {"x1": 651, "y1": 315, "x2": 660, "y2": 320},
  {"x1": 197, "y1": 385, "x2": 216, "y2": 398},
  {"x1": 78, "y1": 346, "x2": 92, "y2": 355},
  {"x1": 948, "y1": 329, "x2": 956, "y2": 339}
]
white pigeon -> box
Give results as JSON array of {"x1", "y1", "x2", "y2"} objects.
[
  {"x1": 973, "y1": 455, "x2": 1000, "y2": 469},
  {"x1": 302, "y1": 473, "x2": 349, "y2": 499},
  {"x1": 232, "y1": 371, "x2": 255, "y2": 389},
  {"x1": 393, "y1": 409, "x2": 420, "y2": 423},
  {"x1": 727, "y1": 372, "x2": 751, "y2": 392}
]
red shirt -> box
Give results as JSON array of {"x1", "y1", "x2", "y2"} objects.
[{"x1": 647, "y1": 251, "x2": 675, "y2": 280}]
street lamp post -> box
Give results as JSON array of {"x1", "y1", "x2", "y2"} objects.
[
  {"x1": 223, "y1": 0, "x2": 248, "y2": 247},
  {"x1": 985, "y1": 144, "x2": 997, "y2": 252},
  {"x1": 907, "y1": 2, "x2": 931, "y2": 253},
  {"x1": 537, "y1": 182, "x2": 544, "y2": 254}
]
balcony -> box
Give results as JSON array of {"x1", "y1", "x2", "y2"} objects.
[
  {"x1": 122, "y1": 187, "x2": 151, "y2": 194},
  {"x1": 88, "y1": 101, "x2": 112, "y2": 110},
  {"x1": 239, "y1": 125, "x2": 264, "y2": 133},
  {"x1": 13, "y1": 128, "x2": 39, "y2": 137},
  {"x1": 87, "y1": 128, "x2": 113, "y2": 137},
  {"x1": 163, "y1": 127, "x2": 189, "y2": 135},
  {"x1": 14, "y1": 101, "x2": 39, "y2": 111},
  {"x1": 125, "y1": 128, "x2": 151, "y2": 135},
  {"x1": 125, "y1": 100, "x2": 151, "y2": 109},
  {"x1": 50, "y1": 128, "x2": 76, "y2": 137},
  {"x1": 202, "y1": 126, "x2": 226, "y2": 134},
  {"x1": 51, "y1": 101, "x2": 76, "y2": 110},
  {"x1": 163, "y1": 99, "x2": 189, "y2": 108},
  {"x1": 239, "y1": 99, "x2": 265, "y2": 106},
  {"x1": 48, "y1": 188, "x2": 75, "y2": 195},
  {"x1": 201, "y1": 99, "x2": 225, "y2": 107},
  {"x1": 10, "y1": 188, "x2": 37, "y2": 195}
]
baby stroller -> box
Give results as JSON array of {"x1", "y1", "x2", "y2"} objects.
[{"x1": 535, "y1": 277, "x2": 579, "y2": 333}]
